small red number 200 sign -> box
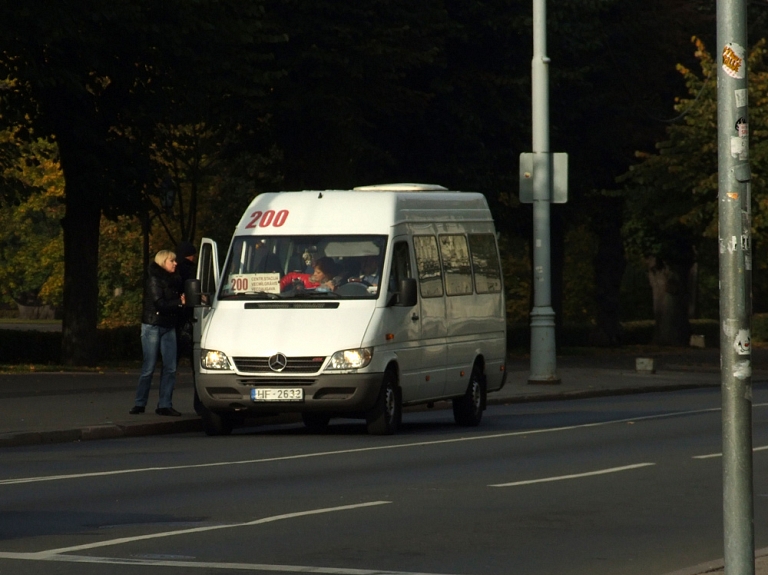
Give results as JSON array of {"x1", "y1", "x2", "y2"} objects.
[{"x1": 245, "y1": 209, "x2": 289, "y2": 229}]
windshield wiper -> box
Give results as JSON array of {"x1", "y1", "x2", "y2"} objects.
[
  {"x1": 302, "y1": 290, "x2": 342, "y2": 299},
  {"x1": 248, "y1": 291, "x2": 282, "y2": 300}
]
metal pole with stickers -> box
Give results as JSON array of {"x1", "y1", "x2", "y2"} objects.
[
  {"x1": 520, "y1": 0, "x2": 568, "y2": 385},
  {"x1": 717, "y1": 0, "x2": 754, "y2": 572}
]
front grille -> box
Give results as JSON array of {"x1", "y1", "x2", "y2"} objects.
[
  {"x1": 238, "y1": 378, "x2": 317, "y2": 387},
  {"x1": 232, "y1": 356, "x2": 326, "y2": 374}
]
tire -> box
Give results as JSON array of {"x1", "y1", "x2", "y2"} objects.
[
  {"x1": 366, "y1": 370, "x2": 401, "y2": 435},
  {"x1": 302, "y1": 412, "x2": 331, "y2": 432},
  {"x1": 201, "y1": 407, "x2": 234, "y2": 436},
  {"x1": 453, "y1": 363, "x2": 486, "y2": 427}
]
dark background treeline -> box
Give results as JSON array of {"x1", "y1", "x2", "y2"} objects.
[{"x1": 1, "y1": 1, "x2": 766, "y2": 364}]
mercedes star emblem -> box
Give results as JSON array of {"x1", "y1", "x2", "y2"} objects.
[{"x1": 268, "y1": 352, "x2": 288, "y2": 372}]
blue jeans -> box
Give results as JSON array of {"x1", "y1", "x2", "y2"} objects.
[{"x1": 134, "y1": 323, "x2": 177, "y2": 409}]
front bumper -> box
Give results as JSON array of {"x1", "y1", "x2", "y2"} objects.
[{"x1": 196, "y1": 371, "x2": 383, "y2": 415}]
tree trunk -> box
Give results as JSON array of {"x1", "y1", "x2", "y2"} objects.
[
  {"x1": 60, "y1": 190, "x2": 101, "y2": 366},
  {"x1": 51, "y1": 94, "x2": 106, "y2": 367},
  {"x1": 646, "y1": 256, "x2": 692, "y2": 346},
  {"x1": 590, "y1": 196, "x2": 625, "y2": 346}
]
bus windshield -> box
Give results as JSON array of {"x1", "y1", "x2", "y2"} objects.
[{"x1": 218, "y1": 234, "x2": 387, "y2": 300}]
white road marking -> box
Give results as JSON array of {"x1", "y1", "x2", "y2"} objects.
[
  {"x1": 692, "y1": 444, "x2": 768, "y2": 459},
  {"x1": 32, "y1": 501, "x2": 390, "y2": 557},
  {"x1": 0, "y1": 501, "x2": 466, "y2": 575},
  {"x1": 489, "y1": 463, "x2": 656, "y2": 487},
  {"x1": 4, "y1": 402, "x2": 759, "y2": 487},
  {"x1": 0, "y1": 551, "x2": 466, "y2": 575}
]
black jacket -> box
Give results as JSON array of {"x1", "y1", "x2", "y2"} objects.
[
  {"x1": 141, "y1": 262, "x2": 183, "y2": 328},
  {"x1": 175, "y1": 256, "x2": 196, "y2": 327}
]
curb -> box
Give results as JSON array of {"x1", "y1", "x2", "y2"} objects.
[
  {"x1": 0, "y1": 382, "x2": 725, "y2": 449},
  {"x1": 0, "y1": 418, "x2": 203, "y2": 448},
  {"x1": 486, "y1": 382, "x2": 721, "y2": 405}
]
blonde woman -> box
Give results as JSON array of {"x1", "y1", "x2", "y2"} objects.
[{"x1": 130, "y1": 250, "x2": 185, "y2": 416}]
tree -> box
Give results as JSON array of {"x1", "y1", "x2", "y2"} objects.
[
  {"x1": 0, "y1": 1, "x2": 280, "y2": 364},
  {"x1": 620, "y1": 38, "x2": 768, "y2": 344}
]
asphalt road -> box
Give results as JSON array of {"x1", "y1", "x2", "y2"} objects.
[{"x1": 1, "y1": 387, "x2": 768, "y2": 575}]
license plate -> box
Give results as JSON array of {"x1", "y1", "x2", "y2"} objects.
[{"x1": 250, "y1": 387, "x2": 304, "y2": 402}]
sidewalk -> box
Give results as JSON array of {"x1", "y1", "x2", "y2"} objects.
[
  {"x1": 0, "y1": 346, "x2": 767, "y2": 575},
  {"x1": 0, "y1": 346, "x2": 762, "y2": 449}
]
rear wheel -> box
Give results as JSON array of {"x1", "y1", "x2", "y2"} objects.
[
  {"x1": 366, "y1": 370, "x2": 401, "y2": 435},
  {"x1": 302, "y1": 412, "x2": 331, "y2": 432},
  {"x1": 201, "y1": 407, "x2": 234, "y2": 436},
  {"x1": 453, "y1": 363, "x2": 486, "y2": 426}
]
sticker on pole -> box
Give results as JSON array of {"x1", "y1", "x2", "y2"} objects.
[
  {"x1": 722, "y1": 43, "x2": 746, "y2": 79},
  {"x1": 733, "y1": 329, "x2": 751, "y2": 355}
]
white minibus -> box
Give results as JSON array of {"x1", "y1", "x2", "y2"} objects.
[{"x1": 188, "y1": 183, "x2": 507, "y2": 435}]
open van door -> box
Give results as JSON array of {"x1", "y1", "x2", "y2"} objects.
[
  {"x1": 197, "y1": 238, "x2": 220, "y2": 297},
  {"x1": 190, "y1": 238, "x2": 219, "y2": 368}
]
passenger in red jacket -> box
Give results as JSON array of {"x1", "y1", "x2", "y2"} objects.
[
  {"x1": 279, "y1": 271, "x2": 319, "y2": 291},
  {"x1": 280, "y1": 257, "x2": 341, "y2": 292}
]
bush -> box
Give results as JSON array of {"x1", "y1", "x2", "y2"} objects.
[
  {"x1": 507, "y1": 318, "x2": 722, "y2": 351},
  {"x1": 753, "y1": 313, "x2": 768, "y2": 342},
  {"x1": 0, "y1": 330, "x2": 61, "y2": 363},
  {"x1": 0, "y1": 325, "x2": 143, "y2": 364}
]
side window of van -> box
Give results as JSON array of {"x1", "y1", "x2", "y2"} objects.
[
  {"x1": 413, "y1": 235, "x2": 444, "y2": 298},
  {"x1": 439, "y1": 234, "x2": 473, "y2": 296},
  {"x1": 468, "y1": 234, "x2": 503, "y2": 293},
  {"x1": 389, "y1": 240, "x2": 413, "y2": 292}
]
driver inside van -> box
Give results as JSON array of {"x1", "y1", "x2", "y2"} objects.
[{"x1": 358, "y1": 255, "x2": 379, "y2": 286}]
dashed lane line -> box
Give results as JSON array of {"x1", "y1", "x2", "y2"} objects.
[
  {"x1": 692, "y1": 444, "x2": 768, "y2": 459},
  {"x1": 30, "y1": 501, "x2": 391, "y2": 557},
  {"x1": 4, "y1": 403, "x2": 760, "y2": 487},
  {"x1": 489, "y1": 462, "x2": 656, "y2": 487}
]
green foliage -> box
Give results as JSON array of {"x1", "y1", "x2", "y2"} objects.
[
  {"x1": 620, "y1": 259, "x2": 654, "y2": 321},
  {"x1": 562, "y1": 223, "x2": 598, "y2": 324},
  {"x1": 620, "y1": 37, "x2": 718, "y2": 264},
  {"x1": 0, "y1": 132, "x2": 64, "y2": 307},
  {"x1": 752, "y1": 313, "x2": 768, "y2": 342},
  {"x1": 621, "y1": 38, "x2": 768, "y2": 317},
  {"x1": 98, "y1": 217, "x2": 144, "y2": 327},
  {"x1": 499, "y1": 234, "x2": 530, "y2": 324}
]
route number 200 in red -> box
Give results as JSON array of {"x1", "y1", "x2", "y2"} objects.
[{"x1": 245, "y1": 209, "x2": 289, "y2": 229}]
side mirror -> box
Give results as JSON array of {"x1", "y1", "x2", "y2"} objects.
[
  {"x1": 184, "y1": 278, "x2": 203, "y2": 307},
  {"x1": 395, "y1": 278, "x2": 417, "y2": 307}
]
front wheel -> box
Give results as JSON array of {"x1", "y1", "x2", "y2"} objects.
[
  {"x1": 366, "y1": 370, "x2": 401, "y2": 435},
  {"x1": 453, "y1": 364, "x2": 486, "y2": 426}
]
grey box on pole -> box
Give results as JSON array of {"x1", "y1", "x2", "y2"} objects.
[{"x1": 519, "y1": 152, "x2": 569, "y2": 204}]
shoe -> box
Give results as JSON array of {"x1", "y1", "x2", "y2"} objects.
[
  {"x1": 129, "y1": 406, "x2": 145, "y2": 414},
  {"x1": 155, "y1": 407, "x2": 182, "y2": 416}
]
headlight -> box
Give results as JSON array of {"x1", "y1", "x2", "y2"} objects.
[
  {"x1": 326, "y1": 347, "x2": 373, "y2": 370},
  {"x1": 202, "y1": 350, "x2": 232, "y2": 370}
]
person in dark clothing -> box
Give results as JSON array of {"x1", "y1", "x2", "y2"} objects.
[
  {"x1": 176, "y1": 241, "x2": 197, "y2": 286},
  {"x1": 175, "y1": 240, "x2": 202, "y2": 414},
  {"x1": 175, "y1": 240, "x2": 197, "y2": 361},
  {"x1": 130, "y1": 249, "x2": 185, "y2": 416}
]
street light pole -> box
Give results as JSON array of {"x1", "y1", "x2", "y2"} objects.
[
  {"x1": 717, "y1": 1, "x2": 754, "y2": 573},
  {"x1": 529, "y1": 0, "x2": 559, "y2": 384}
]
